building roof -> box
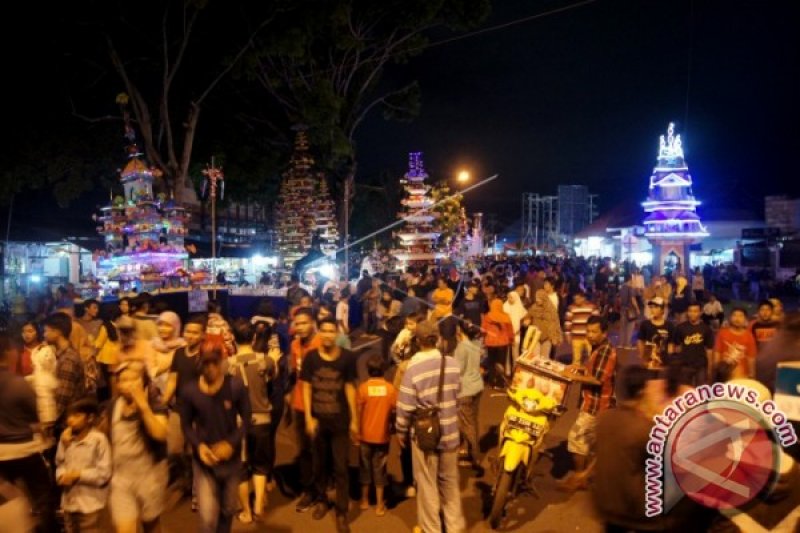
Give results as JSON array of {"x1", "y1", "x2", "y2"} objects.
[{"x1": 575, "y1": 203, "x2": 642, "y2": 238}]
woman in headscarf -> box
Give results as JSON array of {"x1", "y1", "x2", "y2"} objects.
[
  {"x1": 482, "y1": 298, "x2": 514, "y2": 388},
  {"x1": 503, "y1": 291, "x2": 527, "y2": 362},
  {"x1": 528, "y1": 289, "x2": 563, "y2": 360},
  {"x1": 151, "y1": 311, "x2": 186, "y2": 397}
]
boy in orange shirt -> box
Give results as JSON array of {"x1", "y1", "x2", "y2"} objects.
[{"x1": 357, "y1": 354, "x2": 397, "y2": 516}]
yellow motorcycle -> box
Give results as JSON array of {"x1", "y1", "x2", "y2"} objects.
[{"x1": 488, "y1": 377, "x2": 566, "y2": 529}]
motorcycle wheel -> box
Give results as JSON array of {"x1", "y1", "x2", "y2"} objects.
[{"x1": 488, "y1": 468, "x2": 514, "y2": 530}]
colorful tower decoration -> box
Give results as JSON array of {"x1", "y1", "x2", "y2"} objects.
[
  {"x1": 394, "y1": 152, "x2": 444, "y2": 265},
  {"x1": 95, "y1": 98, "x2": 189, "y2": 289},
  {"x1": 642, "y1": 122, "x2": 709, "y2": 274},
  {"x1": 274, "y1": 130, "x2": 339, "y2": 267}
]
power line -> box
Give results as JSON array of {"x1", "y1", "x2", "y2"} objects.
[{"x1": 419, "y1": 0, "x2": 599, "y2": 54}]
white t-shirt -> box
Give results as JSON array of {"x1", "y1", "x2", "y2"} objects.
[
  {"x1": 548, "y1": 292, "x2": 559, "y2": 312},
  {"x1": 336, "y1": 300, "x2": 349, "y2": 333}
]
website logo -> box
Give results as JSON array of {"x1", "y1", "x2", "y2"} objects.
[{"x1": 645, "y1": 382, "x2": 797, "y2": 516}]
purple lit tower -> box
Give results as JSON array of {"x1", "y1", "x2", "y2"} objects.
[
  {"x1": 642, "y1": 122, "x2": 709, "y2": 274},
  {"x1": 394, "y1": 152, "x2": 444, "y2": 265},
  {"x1": 95, "y1": 115, "x2": 189, "y2": 290}
]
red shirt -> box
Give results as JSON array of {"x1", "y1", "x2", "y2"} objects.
[
  {"x1": 714, "y1": 327, "x2": 757, "y2": 379},
  {"x1": 357, "y1": 378, "x2": 397, "y2": 444},
  {"x1": 291, "y1": 333, "x2": 321, "y2": 412}
]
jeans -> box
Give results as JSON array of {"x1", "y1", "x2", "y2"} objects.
[
  {"x1": 619, "y1": 315, "x2": 637, "y2": 348},
  {"x1": 293, "y1": 410, "x2": 314, "y2": 492},
  {"x1": 411, "y1": 443, "x2": 466, "y2": 533},
  {"x1": 0, "y1": 452, "x2": 57, "y2": 533},
  {"x1": 312, "y1": 423, "x2": 351, "y2": 517},
  {"x1": 457, "y1": 393, "x2": 481, "y2": 464},
  {"x1": 487, "y1": 346, "x2": 509, "y2": 386},
  {"x1": 682, "y1": 365, "x2": 708, "y2": 387},
  {"x1": 193, "y1": 460, "x2": 240, "y2": 533},
  {"x1": 64, "y1": 510, "x2": 107, "y2": 533}
]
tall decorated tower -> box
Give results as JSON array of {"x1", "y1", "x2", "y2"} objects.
[
  {"x1": 642, "y1": 122, "x2": 708, "y2": 274},
  {"x1": 274, "y1": 129, "x2": 339, "y2": 267},
  {"x1": 394, "y1": 152, "x2": 443, "y2": 265},
  {"x1": 95, "y1": 96, "x2": 189, "y2": 290}
]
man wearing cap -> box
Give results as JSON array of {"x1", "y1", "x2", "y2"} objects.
[
  {"x1": 395, "y1": 320, "x2": 465, "y2": 533},
  {"x1": 181, "y1": 344, "x2": 251, "y2": 533},
  {"x1": 636, "y1": 297, "x2": 674, "y2": 368}
]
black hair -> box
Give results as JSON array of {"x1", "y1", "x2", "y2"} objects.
[
  {"x1": 758, "y1": 300, "x2": 774, "y2": 310},
  {"x1": 232, "y1": 318, "x2": 256, "y2": 345},
  {"x1": 406, "y1": 312, "x2": 426, "y2": 323},
  {"x1": 586, "y1": 315, "x2": 608, "y2": 332},
  {"x1": 207, "y1": 300, "x2": 222, "y2": 314},
  {"x1": 317, "y1": 316, "x2": 338, "y2": 330},
  {"x1": 619, "y1": 365, "x2": 650, "y2": 401},
  {"x1": 102, "y1": 306, "x2": 121, "y2": 343},
  {"x1": 294, "y1": 307, "x2": 315, "y2": 321},
  {"x1": 84, "y1": 299, "x2": 100, "y2": 309},
  {"x1": 44, "y1": 312, "x2": 72, "y2": 339},
  {"x1": 731, "y1": 307, "x2": 748, "y2": 317},
  {"x1": 687, "y1": 302, "x2": 702, "y2": 310},
  {"x1": 256, "y1": 299, "x2": 275, "y2": 318},
  {"x1": 21, "y1": 320, "x2": 41, "y2": 342},
  {"x1": 459, "y1": 321, "x2": 482, "y2": 340},
  {"x1": 185, "y1": 313, "x2": 208, "y2": 329},
  {"x1": 366, "y1": 353, "x2": 384, "y2": 378},
  {"x1": 66, "y1": 398, "x2": 99, "y2": 417},
  {"x1": 544, "y1": 276, "x2": 556, "y2": 286}
]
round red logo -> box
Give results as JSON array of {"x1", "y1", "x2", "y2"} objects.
[{"x1": 669, "y1": 404, "x2": 777, "y2": 510}]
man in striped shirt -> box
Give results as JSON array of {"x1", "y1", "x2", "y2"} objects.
[
  {"x1": 559, "y1": 316, "x2": 617, "y2": 492},
  {"x1": 395, "y1": 320, "x2": 466, "y2": 533},
  {"x1": 564, "y1": 291, "x2": 600, "y2": 364}
]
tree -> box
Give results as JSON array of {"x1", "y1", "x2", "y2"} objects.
[
  {"x1": 65, "y1": 0, "x2": 277, "y2": 201},
  {"x1": 242, "y1": 0, "x2": 490, "y2": 223}
]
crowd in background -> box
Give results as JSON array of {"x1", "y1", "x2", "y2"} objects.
[{"x1": 1, "y1": 253, "x2": 799, "y2": 532}]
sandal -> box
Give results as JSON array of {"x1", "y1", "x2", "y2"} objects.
[
  {"x1": 237, "y1": 512, "x2": 253, "y2": 524},
  {"x1": 375, "y1": 505, "x2": 386, "y2": 517},
  {"x1": 359, "y1": 500, "x2": 370, "y2": 510}
]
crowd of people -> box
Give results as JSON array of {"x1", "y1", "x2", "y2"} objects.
[{"x1": 1, "y1": 254, "x2": 799, "y2": 533}]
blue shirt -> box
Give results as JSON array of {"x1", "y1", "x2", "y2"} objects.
[{"x1": 454, "y1": 339, "x2": 484, "y2": 398}]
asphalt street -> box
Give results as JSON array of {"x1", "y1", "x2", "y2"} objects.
[{"x1": 162, "y1": 337, "x2": 618, "y2": 532}]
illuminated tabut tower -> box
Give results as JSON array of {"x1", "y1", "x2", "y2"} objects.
[
  {"x1": 95, "y1": 115, "x2": 189, "y2": 289},
  {"x1": 394, "y1": 152, "x2": 443, "y2": 265},
  {"x1": 642, "y1": 122, "x2": 709, "y2": 274},
  {"x1": 274, "y1": 130, "x2": 339, "y2": 267}
]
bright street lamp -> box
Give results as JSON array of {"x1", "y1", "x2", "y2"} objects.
[{"x1": 457, "y1": 170, "x2": 470, "y2": 183}]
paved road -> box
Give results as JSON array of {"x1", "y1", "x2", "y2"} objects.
[{"x1": 162, "y1": 337, "x2": 619, "y2": 532}]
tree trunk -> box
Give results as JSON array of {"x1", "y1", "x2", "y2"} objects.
[{"x1": 173, "y1": 102, "x2": 200, "y2": 202}]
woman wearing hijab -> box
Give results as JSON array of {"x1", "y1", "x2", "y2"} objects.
[
  {"x1": 503, "y1": 291, "x2": 527, "y2": 362},
  {"x1": 482, "y1": 298, "x2": 515, "y2": 388},
  {"x1": 528, "y1": 289, "x2": 563, "y2": 360},
  {"x1": 151, "y1": 311, "x2": 186, "y2": 397}
]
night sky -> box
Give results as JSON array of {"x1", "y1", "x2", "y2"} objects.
[
  {"x1": 3, "y1": 0, "x2": 799, "y2": 238},
  {"x1": 358, "y1": 0, "x2": 800, "y2": 228}
]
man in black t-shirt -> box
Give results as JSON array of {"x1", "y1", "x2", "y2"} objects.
[
  {"x1": 301, "y1": 317, "x2": 358, "y2": 532},
  {"x1": 637, "y1": 297, "x2": 675, "y2": 368},
  {"x1": 163, "y1": 315, "x2": 207, "y2": 406},
  {"x1": 455, "y1": 283, "x2": 487, "y2": 329},
  {"x1": 162, "y1": 315, "x2": 207, "y2": 498},
  {"x1": 670, "y1": 303, "x2": 714, "y2": 386}
]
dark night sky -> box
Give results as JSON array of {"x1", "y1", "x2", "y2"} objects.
[
  {"x1": 2, "y1": 0, "x2": 799, "y2": 238},
  {"x1": 357, "y1": 0, "x2": 800, "y2": 229}
]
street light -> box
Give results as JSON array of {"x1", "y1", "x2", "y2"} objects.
[{"x1": 457, "y1": 170, "x2": 470, "y2": 183}]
